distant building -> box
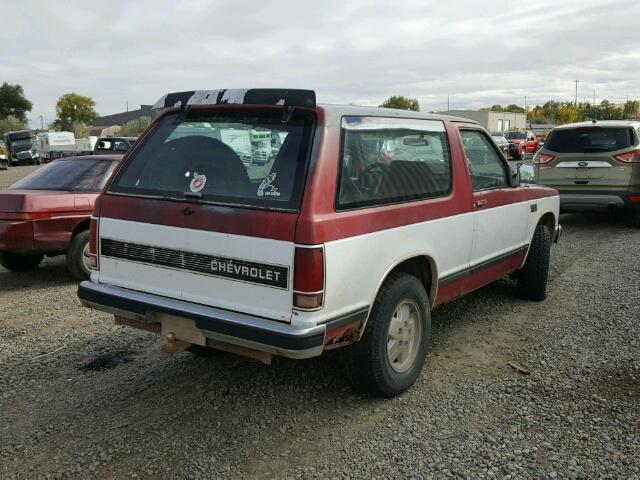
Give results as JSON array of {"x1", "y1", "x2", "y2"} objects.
[
  {"x1": 91, "y1": 104, "x2": 155, "y2": 136},
  {"x1": 437, "y1": 110, "x2": 527, "y2": 133}
]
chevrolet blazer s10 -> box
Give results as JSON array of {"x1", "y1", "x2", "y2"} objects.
[{"x1": 78, "y1": 89, "x2": 561, "y2": 397}]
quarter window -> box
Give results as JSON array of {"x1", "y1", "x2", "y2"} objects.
[
  {"x1": 460, "y1": 129, "x2": 509, "y2": 191},
  {"x1": 336, "y1": 117, "x2": 452, "y2": 209}
]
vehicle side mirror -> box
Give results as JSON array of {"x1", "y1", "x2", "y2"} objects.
[{"x1": 517, "y1": 163, "x2": 536, "y2": 185}]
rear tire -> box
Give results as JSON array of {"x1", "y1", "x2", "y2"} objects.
[
  {"x1": 346, "y1": 272, "x2": 431, "y2": 398},
  {"x1": 66, "y1": 230, "x2": 91, "y2": 280},
  {"x1": 516, "y1": 223, "x2": 551, "y2": 301},
  {"x1": 632, "y1": 210, "x2": 640, "y2": 229},
  {"x1": 0, "y1": 251, "x2": 44, "y2": 271}
]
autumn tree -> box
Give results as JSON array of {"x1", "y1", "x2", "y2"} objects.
[
  {"x1": 54, "y1": 93, "x2": 97, "y2": 131},
  {"x1": 555, "y1": 104, "x2": 578, "y2": 124},
  {"x1": 0, "y1": 83, "x2": 32, "y2": 122},
  {"x1": 379, "y1": 96, "x2": 420, "y2": 111}
]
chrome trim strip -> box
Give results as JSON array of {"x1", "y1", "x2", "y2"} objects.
[{"x1": 556, "y1": 161, "x2": 612, "y2": 168}]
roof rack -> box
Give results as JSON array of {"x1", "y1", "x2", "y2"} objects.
[{"x1": 153, "y1": 89, "x2": 316, "y2": 110}]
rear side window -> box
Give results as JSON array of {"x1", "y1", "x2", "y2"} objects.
[
  {"x1": 336, "y1": 117, "x2": 452, "y2": 210},
  {"x1": 545, "y1": 127, "x2": 635, "y2": 153},
  {"x1": 9, "y1": 159, "x2": 116, "y2": 191},
  {"x1": 109, "y1": 109, "x2": 315, "y2": 211}
]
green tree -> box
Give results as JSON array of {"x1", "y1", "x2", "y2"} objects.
[
  {"x1": 505, "y1": 104, "x2": 525, "y2": 113},
  {"x1": 599, "y1": 100, "x2": 623, "y2": 120},
  {"x1": 379, "y1": 96, "x2": 420, "y2": 111},
  {"x1": 119, "y1": 116, "x2": 152, "y2": 136},
  {"x1": 0, "y1": 115, "x2": 27, "y2": 138},
  {"x1": 54, "y1": 93, "x2": 97, "y2": 131},
  {"x1": 0, "y1": 83, "x2": 33, "y2": 122},
  {"x1": 623, "y1": 100, "x2": 639, "y2": 120}
]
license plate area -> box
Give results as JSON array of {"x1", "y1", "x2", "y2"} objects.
[{"x1": 151, "y1": 311, "x2": 207, "y2": 346}]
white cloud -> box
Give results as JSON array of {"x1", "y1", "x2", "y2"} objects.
[{"x1": 1, "y1": 0, "x2": 638, "y2": 127}]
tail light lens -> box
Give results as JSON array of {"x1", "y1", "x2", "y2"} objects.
[
  {"x1": 293, "y1": 246, "x2": 324, "y2": 310},
  {"x1": 629, "y1": 194, "x2": 640, "y2": 203},
  {"x1": 88, "y1": 217, "x2": 99, "y2": 270},
  {"x1": 533, "y1": 152, "x2": 555, "y2": 164},
  {"x1": 614, "y1": 150, "x2": 640, "y2": 163}
]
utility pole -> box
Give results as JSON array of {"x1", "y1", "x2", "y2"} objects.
[
  {"x1": 574, "y1": 80, "x2": 579, "y2": 106},
  {"x1": 40, "y1": 115, "x2": 44, "y2": 130},
  {"x1": 126, "y1": 101, "x2": 129, "y2": 112},
  {"x1": 593, "y1": 89, "x2": 596, "y2": 105},
  {"x1": 447, "y1": 95, "x2": 450, "y2": 111}
]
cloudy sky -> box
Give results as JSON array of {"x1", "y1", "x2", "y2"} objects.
[{"x1": 2, "y1": 0, "x2": 639, "y2": 127}]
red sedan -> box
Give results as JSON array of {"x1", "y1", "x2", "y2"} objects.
[{"x1": 0, "y1": 155, "x2": 121, "y2": 279}]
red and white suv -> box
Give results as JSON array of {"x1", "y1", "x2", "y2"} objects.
[{"x1": 78, "y1": 89, "x2": 561, "y2": 397}]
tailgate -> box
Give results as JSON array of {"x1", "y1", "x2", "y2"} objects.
[
  {"x1": 96, "y1": 197, "x2": 297, "y2": 322},
  {"x1": 551, "y1": 153, "x2": 630, "y2": 187}
]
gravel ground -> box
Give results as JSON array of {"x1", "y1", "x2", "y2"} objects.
[{"x1": 1, "y1": 165, "x2": 639, "y2": 479}]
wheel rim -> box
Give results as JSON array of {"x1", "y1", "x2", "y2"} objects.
[
  {"x1": 81, "y1": 243, "x2": 91, "y2": 274},
  {"x1": 386, "y1": 299, "x2": 422, "y2": 373}
]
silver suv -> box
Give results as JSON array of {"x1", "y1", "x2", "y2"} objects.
[{"x1": 534, "y1": 120, "x2": 640, "y2": 226}]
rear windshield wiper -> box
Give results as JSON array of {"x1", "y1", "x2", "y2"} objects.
[{"x1": 183, "y1": 191, "x2": 203, "y2": 200}]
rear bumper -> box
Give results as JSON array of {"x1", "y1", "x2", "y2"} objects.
[
  {"x1": 78, "y1": 281, "x2": 328, "y2": 359},
  {"x1": 559, "y1": 191, "x2": 639, "y2": 212}
]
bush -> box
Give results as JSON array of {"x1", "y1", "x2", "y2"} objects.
[
  {"x1": 0, "y1": 115, "x2": 27, "y2": 138},
  {"x1": 119, "y1": 116, "x2": 152, "y2": 137}
]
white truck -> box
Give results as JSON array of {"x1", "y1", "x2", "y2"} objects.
[{"x1": 37, "y1": 132, "x2": 93, "y2": 161}]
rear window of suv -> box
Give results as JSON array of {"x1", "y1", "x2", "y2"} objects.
[
  {"x1": 109, "y1": 109, "x2": 315, "y2": 211},
  {"x1": 545, "y1": 126, "x2": 636, "y2": 153}
]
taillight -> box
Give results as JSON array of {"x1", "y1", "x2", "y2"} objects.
[
  {"x1": 614, "y1": 150, "x2": 640, "y2": 163},
  {"x1": 629, "y1": 194, "x2": 640, "y2": 203},
  {"x1": 533, "y1": 152, "x2": 555, "y2": 164},
  {"x1": 293, "y1": 246, "x2": 324, "y2": 310},
  {"x1": 88, "y1": 216, "x2": 99, "y2": 270}
]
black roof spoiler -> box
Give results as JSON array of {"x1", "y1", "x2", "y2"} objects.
[{"x1": 153, "y1": 89, "x2": 316, "y2": 110}]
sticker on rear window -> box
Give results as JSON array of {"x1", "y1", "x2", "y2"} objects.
[
  {"x1": 257, "y1": 173, "x2": 280, "y2": 197},
  {"x1": 190, "y1": 174, "x2": 206, "y2": 192}
]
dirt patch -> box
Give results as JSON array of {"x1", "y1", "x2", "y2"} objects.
[{"x1": 80, "y1": 351, "x2": 133, "y2": 371}]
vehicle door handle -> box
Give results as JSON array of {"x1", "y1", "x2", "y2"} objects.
[{"x1": 474, "y1": 199, "x2": 488, "y2": 208}]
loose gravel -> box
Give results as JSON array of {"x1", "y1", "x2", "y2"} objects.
[{"x1": 1, "y1": 165, "x2": 639, "y2": 479}]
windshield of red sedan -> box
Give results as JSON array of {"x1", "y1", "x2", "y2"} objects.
[{"x1": 9, "y1": 159, "x2": 116, "y2": 192}]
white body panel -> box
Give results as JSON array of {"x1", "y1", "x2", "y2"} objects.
[
  {"x1": 294, "y1": 195, "x2": 559, "y2": 329},
  {"x1": 96, "y1": 218, "x2": 295, "y2": 322},
  {"x1": 471, "y1": 201, "x2": 528, "y2": 265}
]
